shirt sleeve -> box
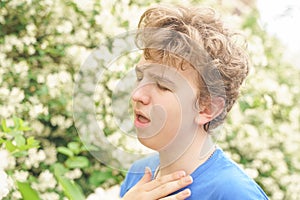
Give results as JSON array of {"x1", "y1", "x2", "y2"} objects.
[{"x1": 214, "y1": 172, "x2": 269, "y2": 200}]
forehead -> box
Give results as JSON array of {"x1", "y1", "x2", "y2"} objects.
[{"x1": 136, "y1": 56, "x2": 199, "y2": 86}]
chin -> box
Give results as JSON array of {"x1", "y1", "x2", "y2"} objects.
[{"x1": 137, "y1": 137, "x2": 161, "y2": 151}]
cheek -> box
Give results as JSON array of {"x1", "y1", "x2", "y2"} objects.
[
  {"x1": 158, "y1": 99, "x2": 182, "y2": 140},
  {"x1": 137, "y1": 100, "x2": 182, "y2": 150}
]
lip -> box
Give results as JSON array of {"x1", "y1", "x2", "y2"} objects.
[{"x1": 134, "y1": 110, "x2": 151, "y2": 128}]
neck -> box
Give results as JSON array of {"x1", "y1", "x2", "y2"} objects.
[{"x1": 158, "y1": 131, "x2": 215, "y2": 177}]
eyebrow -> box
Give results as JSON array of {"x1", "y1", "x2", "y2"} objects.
[
  {"x1": 135, "y1": 64, "x2": 149, "y2": 73},
  {"x1": 149, "y1": 72, "x2": 176, "y2": 87},
  {"x1": 135, "y1": 64, "x2": 176, "y2": 87}
]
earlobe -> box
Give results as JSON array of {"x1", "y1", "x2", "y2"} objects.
[
  {"x1": 195, "y1": 97, "x2": 225, "y2": 126},
  {"x1": 194, "y1": 115, "x2": 203, "y2": 125}
]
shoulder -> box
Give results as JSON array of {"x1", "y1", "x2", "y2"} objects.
[
  {"x1": 210, "y1": 150, "x2": 269, "y2": 199},
  {"x1": 190, "y1": 148, "x2": 268, "y2": 199},
  {"x1": 119, "y1": 153, "x2": 159, "y2": 197}
]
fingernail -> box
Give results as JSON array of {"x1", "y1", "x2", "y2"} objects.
[
  {"x1": 145, "y1": 167, "x2": 151, "y2": 174},
  {"x1": 182, "y1": 189, "x2": 191, "y2": 196},
  {"x1": 183, "y1": 176, "x2": 193, "y2": 183},
  {"x1": 177, "y1": 171, "x2": 186, "y2": 178}
]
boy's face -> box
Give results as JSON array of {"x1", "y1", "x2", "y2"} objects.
[{"x1": 131, "y1": 56, "x2": 200, "y2": 151}]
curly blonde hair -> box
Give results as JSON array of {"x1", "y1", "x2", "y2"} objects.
[{"x1": 137, "y1": 5, "x2": 249, "y2": 131}]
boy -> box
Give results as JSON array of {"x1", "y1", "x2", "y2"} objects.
[{"x1": 120, "y1": 5, "x2": 268, "y2": 200}]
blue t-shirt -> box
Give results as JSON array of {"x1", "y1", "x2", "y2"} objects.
[{"x1": 120, "y1": 148, "x2": 269, "y2": 199}]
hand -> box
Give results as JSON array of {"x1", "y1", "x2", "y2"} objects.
[{"x1": 122, "y1": 167, "x2": 193, "y2": 200}]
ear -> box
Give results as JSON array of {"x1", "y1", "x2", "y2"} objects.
[{"x1": 195, "y1": 97, "x2": 225, "y2": 125}]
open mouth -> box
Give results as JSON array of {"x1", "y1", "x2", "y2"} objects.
[
  {"x1": 134, "y1": 111, "x2": 151, "y2": 127},
  {"x1": 136, "y1": 114, "x2": 150, "y2": 123}
]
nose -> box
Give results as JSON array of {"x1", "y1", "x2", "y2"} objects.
[{"x1": 131, "y1": 84, "x2": 151, "y2": 105}]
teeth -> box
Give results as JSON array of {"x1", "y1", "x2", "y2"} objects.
[{"x1": 138, "y1": 115, "x2": 150, "y2": 123}]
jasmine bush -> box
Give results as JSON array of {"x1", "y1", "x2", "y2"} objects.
[{"x1": 0, "y1": 0, "x2": 299, "y2": 199}]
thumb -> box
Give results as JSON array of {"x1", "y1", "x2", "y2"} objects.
[{"x1": 136, "y1": 167, "x2": 152, "y2": 186}]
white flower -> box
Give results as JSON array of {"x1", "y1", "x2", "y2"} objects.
[
  {"x1": 28, "y1": 45, "x2": 36, "y2": 55},
  {"x1": 244, "y1": 168, "x2": 259, "y2": 179},
  {"x1": 66, "y1": 45, "x2": 90, "y2": 65},
  {"x1": 46, "y1": 74, "x2": 59, "y2": 88},
  {"x1": 37, "y1": 74, "x2": 45, "y2": 83},
  {"x1": 11, "y1": 190, "x2": 22, "y2": 199},
  {"x1": 49, "y1": 87, "x2": 60, "y2": 98},
  {"x1": 248, "y1": 36, "x2": 268, "y2": 67},
  {"x1": 92, "y1": 45, "x2": 114, "y2": 65},
  {"x1": 31, "y1": 120, "x2": 44, "y2": 135},
  {"x1": 43, "y1": 145, "x2": 57, "y2": 165},
  {"x1": 276, "y1": 84, "x2": 293, "y2": 106},
  {"x1": 100, "y1": 0, "x2": 114, "y2": 11},
  {"x1": 22, "y1": 36, "x2": 36, "y2": 45},
  {"x1": 40, "y1": 40, "x2": 49, "y2": 50},
  {"x1": 25, "y1": 0, "x2": 32, "y2": 4},
  {"x1": 32, "y1": 170, "x2": 57, "y2": 192},
  {"x1": 94, "y1": 11, "x2": 123, "y2": 35},
  {"x1": 40, "y1": 192, "x2": 60, "y2": 200},
  {"x1": 25, "y1": 148, "x2": 46, "y2": 168},
  {"x1": 0, "y1": 87, "x2": 10, "y2": 99},
  {"x1": 74, "y1": 29, "x2": 88, "y2": 42},
  {"x1": 14, "y1": 61, "x2": 29, "y2": 74},
  {"x1": 56, "y1": 21, "x2": 73, "y2": 34},
  {"x1": 50, "y1": 115, "x2": 72, "y2": 128},
  {"x1": 58, "y1": 71, "x2": 71, "y2": 83},
  {"x1": 26, "y1": 23, "x2": 36, "y2": 36},
  {"x1": 10, "y1": 87, "x2": 25, "y2": 104},
  {"x1": 13, "y1": 170, "x2": 29, "y2": 182},
  {"x1": 0, "y1": 170, "x2": 10, "y2": 199},
  {"x1": 29, "y1": 104, "x2": 44, "y2": 118},
  {"x1": 73, "y1": 0, "x2": 94, "y2": 12},
  {"x1": 0, "y1": 16, "x2": 5, "y2": 24},
  {"x1": 0, "y1": 106, "x2": 13, "y2": 118},
  {"x1": 87, "y1": 185, "x2": 121, "y2": 200},
  {"x1": 0, "y1": 149, "x2": 16, "y2": 170},
  {"x1": 65, "y1": 168, "x2": 82, "y2": 180}
]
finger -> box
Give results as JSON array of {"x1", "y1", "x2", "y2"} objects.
[
  {"x1": 135, "y1": 167, "x2": 153, "y2": 186},
  {"x1": 159, "y1": 188, "x2": 191, "y2": 200},
  {"x1": 145, "y1": 170, "x2": 186, "y2": 190},
  {"x1": 151, "y1": 175, "x2": 193, "y2": 199}
]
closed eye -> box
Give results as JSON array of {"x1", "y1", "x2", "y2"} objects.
[
  {"x1": 156, "y1": 82, "x2": 171, "y2": 91},
  {"x1": 135, "y1": 71, "x2": 143, "y2": 82}
]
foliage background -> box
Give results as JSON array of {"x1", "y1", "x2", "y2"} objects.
[{"x1": 0, "y1": 0, "x2": 299, "y2": 199}]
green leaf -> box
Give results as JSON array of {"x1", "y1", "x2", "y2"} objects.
[
  {"x1": 15, "y1": 134, "x2": 26, "y2": 147},
  {"x1": 10, "y1": 130, "x2": 23, "y2": 137},
  {"x1": 20, "y1": 125, "x2": 32, "y2": 131},
  {"x1": 13, "y1": 117, "x2": 22, "y2": 130},
  {"x1": 5, "y1": 140, "x2": 16, "y2": 152},
  {"x1": 17, "y1": 181, "x2": 40, "y2": 200},
  {"x1": 1, "y1": 119, "x2": 11, "y2": 133},
  {"x1": 83, "y1": 143, "x2": 99, "y2": 152},
  {"x1": 13, "y1": 151, "x2": 28, "y2": 157},
  {"x1": 53, "y1": 163, "x2": 68, "y2": 176},
  {"x1": 68, "y1": 142, "x2": 81, "y2": 155},
  {"x1": 57, "y1": 146, "x2": 74, "y2": 157},
  {"x1": 54, "y1": 164, "x2": 85, "y2": 200},
  {"x1": 57, "y1": 176, "x2": 85, "y2": 200},
  {"x1": 26, "y1": 137, "x2": 40, "y2": 148},
  {"x1": 65, "y1": 156, "x2": 89, "y2": 169},
  {"x1": 89, "y1": 170, "x2": 113, "y2": 187},
  {"x1": 14, "y1": 117, "x2": 31, "y2": 131}
]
